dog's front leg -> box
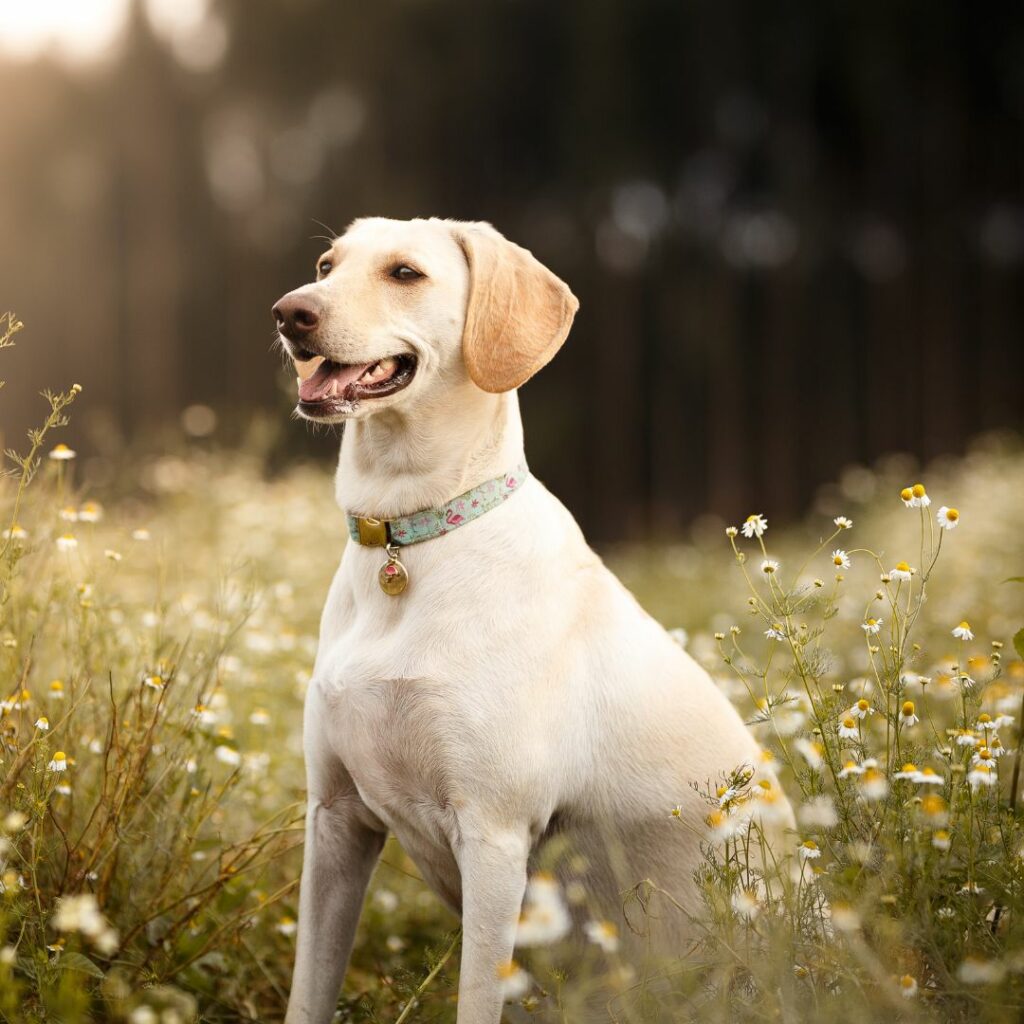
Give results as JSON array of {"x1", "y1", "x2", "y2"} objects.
[
  {"x1": 285, "y1": 788, "x2": 385, "y2": 1024},
  {"x1": 455, "y1": 830, "x2": 529, "y2": 1024}
]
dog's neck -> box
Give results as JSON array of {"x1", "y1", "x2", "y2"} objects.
[{"x1": 334, "y1": 387, "x2": 525, "y2": 519}]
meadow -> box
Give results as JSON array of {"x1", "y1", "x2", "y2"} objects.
[{"x1": 2, "y1": 311, "x2": 1024, "y2": 1023}]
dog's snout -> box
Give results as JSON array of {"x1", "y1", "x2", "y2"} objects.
[{"x1": 272, "y1": 294, "x2": 321, "y2": 341}]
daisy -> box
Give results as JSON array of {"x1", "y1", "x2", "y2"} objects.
[
  {"x1": 890, "y1": 561, "x2": 913, "y2": 582},
  {"x1": 862, "y1": 618, "x2": 882, "y2": 635},
  {"x1": 798, "y1": 795, "x2": 838, "y2": 828},
  {"x1": 705, "y1": 809, "x2": 737, "y2": 843},
  {"x1": 838, "y1": 716, "x2": 860, "y2": 740},
  {"x1": 976, "y1": 713, "x2": 995, "y2": 733},
  {"x1": 132, "y1": 528, "x2": 151, "y2": 541},
  {"x1": 839, "y1": 760, "x2": 865, "y2": 778},
  {"x1": 55, "y1": 535, "x2": 77, "y2": 552},
  {"x1": 760, "y1": 558, "x2": 779, "y2": 575},
  {"x1": 911, "y1": 483, "x2": 931, "y2": 507},
  {"x1": 583, "y1": 919, "x2": 620, "y2": 952},
  {"x1": 516, "y1": 874, "x2": 572, "y2": 946},
  {"x1": 725, "y1": 526, "x2": 738, "y2": 538},
  {"x1": 936, "y1": 506, "x2": 960, "y2": 530},
  {"x1": 956, "y1": 730, "x2": 979, "y2": 747},
  {"x1": 48, "y1": 680, "x2": 65, "y2": 700},
  {"x1": 859, "y1": 767, "x2": 888, "y2": 801},
  {"x1": 993, "y1": 714, "x2": 1014, "y2": 731},
  {"x1": 2, "y1": 524, "x2": 27, "y2": 540},
  {"x1": 831, "y1": 904, "x2": 861, "y2": 932},
  {"x1": 78, "y1": 502, "x2": 103, "y2": 523},
  {"x1": 214, "y1": 745, "x2": 242, "y2": 767},
  {"x1": 932, "y1": 830, "x2": 952, "y2": 851},
  {"x1": 142, "y1": 674, "x2": 164, "y2": 691},
  {"x1": 798, "y1": 839, "x2": 821, "y2": 861},
  {"x1": 834, "y1": 516, "x2": 853, "y2": 529},
  {"x1": 899, "y1": 701, "x2": 919, "y2": 727},
  {"x1": 764, "y1": 624, "x2": 787, "y2": 642},
  {"x1": 497, "y1": 960, "x2": 532, "y2": 1001},
  {"x1": 59, "y1": 507, "x2": 77, "y2": 522},
  {"x1": 898, "y1": 975, "x2": 918, "y2": 999},
  {"x1": 34, "y1": 716, "x2": 49, "y2": 731},
  {"x1": 952, "y1": 621, "x2": 974, "y2": 641},
  {"x1": 831, "y1": 549, "x2": 850, "y2": 569},
  {"x1": 850, "y1": 699, "x2": 875, "y2": 720},
  {"x1": 915, "y1": 767, "x2": 944, "y2": 786},
  {"x1": 968, "y1": 764, "x2": 996, "y2": 791},
  {"x1": 249, "y1": 708, "x2": 271, "y2": 726},
  {"x1": 971, "y1": 747, "x2": 996, "y2": 768},
  {"x1": 741, "y1": 514, "x2": 767, "y2": 539},
  {"x1": 894, "y1": 763, "x2": 919, "y2": 780},
  {"x1": 900, "y1": 487, "x2": 914, "y2": 507},
  {"x1": 731, "y1": 888, "x2": 760, "y2": 921},
  {"x1": 48, "y1": 444, "x2": 76, "y2": 461},
  {"x1": 794, "y1": 738, "x2": 824, "y2": 770},
  {"x1": 48, "y1": 751, "x2": 68, "y2": 772},
  {"x1": 276, "y1": 916, "x2": 297, "y2": 937}
]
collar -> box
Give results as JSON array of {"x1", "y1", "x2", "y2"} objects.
[{"x1": 346, "y1": 462, "x2": 529, "y2": 548}]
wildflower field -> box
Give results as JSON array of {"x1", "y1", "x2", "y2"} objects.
[{"x1": 2, "y1": 312, "x2": 1024, "y2": 1023}]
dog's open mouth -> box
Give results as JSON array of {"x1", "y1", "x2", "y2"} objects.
[{"x1": 296, "y1": 354, "x2": 416, "y2": 413}]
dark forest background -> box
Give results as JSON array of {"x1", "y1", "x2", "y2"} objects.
[{"x1": 1, "y1": 1, "x2": 1022, "y2": 542}]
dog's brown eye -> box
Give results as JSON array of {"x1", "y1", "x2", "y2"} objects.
[
  {"x1": 390, "y1": 265, "x2": 423, "y2": 282},
  {"x1": 317, "y1": 260, "x2": 333, "y2": 278}
]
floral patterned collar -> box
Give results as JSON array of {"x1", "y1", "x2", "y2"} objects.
[{"x1": 345, "y1": 463, "x2": 529, "y2": 549}]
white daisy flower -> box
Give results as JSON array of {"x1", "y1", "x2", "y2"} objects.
[
  {"x1": 77, "y1": 502, "x2": 103, "y2": 523},
  {"x1": 914, "y1": 767, "x2": 944, "y2": 786},
  {"x1": 731, "y1": 888, "x2": 760, "y2": 921},
  {"x1": 55, "y1": 535, "x2": 78, "y2": 552},
  {"x1": 705, "y1": 809, "x2": 737, "y2": 843},
  {"x1": 890, "y1": 561, "x2": 913, "y2": 582},
  {"x1": 725, "y1": 526, "x2": 738, "y2": 538},
  {"x1": 48, "y1": 444, "x2": 76, "y2": 461},
  {"x1": 952, "y1": 621, "x2": 974, "y2": 641},
  {"x1": 516, "y1": 873, "x2": 572, "y2": 946},
  {"x1": 831, "y1": 549, "x2": 850, "y2": 569},
  {"x1": 798, "y1": 839, "x2": 821, "y2": 861},
  {"x1": 741, "y1": 514, "x2": 768, "y2": 538},
  {"x1": 894, "y1": 763, "x2": 920, "y2": 781},
  {"x1": 583, "y1": 919, "x2": 620, "y2": 952},
  {"x1": 48, "y1": 680, "x2": 65, "y2": 700},
  {"x1": 850, "y1": 698, "x2": 874, "y2": 720},
  {"x1": 976, "y1": 713, "x2": 996, "y2": 733},
  {"x1": 59, "y1": 507, "x2": 78, "y2": 522},
  {"x1": 764, "y1": 624, "x2": 787, "y2": 641},
  {"x1": 956, "y1": 730, "x2": 979, "y2": 748},
  {"x1": 797, "y1": 795, "x2": 838, "y2": 828},
  {"x1": 249, "y1": 708, "x2": 272, "y2": 726},
  {"x1": 275, "y1": 916, "x2": 297, "y2": 937},
  {"x1": 214, "y1": 745, "x2": 242, "y2": 767},
  {"x1": 970, "y1": 747, "x2": 996, "y2": 769},
  {"x1": 794, "y1": 738, "x2": 824, "y2": 770},
  {"x1": 898, "y1": 975, "x2": 918, "y2": 999},
  {"x1": 859, "y1": 767, "x2": 888, "y2": 801},
  {"x1": 497, "y1": 960, "x2": 532, "y2": 1001},
  {"x1": 34, "y1": 716, "x2": 49, "y2": 731},
  {"x1": 833, "y1": 516, "x2": 853, "y2": 529},
  {"x1": 936, "y1": 506, "x2": 960, "y2": 530},
  {"x1": 911, "y1": 483, "x2": 931, "y2": 507},
  {"x1": 992, "y1": 714, "x2": 1014, "y2": 731},
  {"x1": 47, "y1": 751, "x2": 68, "y2": 772},
  {"x1": 899, "y1": 701, "x2": 919, "y2": 727},
  {"x1": 968, "y1": 764, "x2": 996, "y2": 791},
  {"x1": 838, "y1": 716, "x2": 859, "y2": 740},
  {"x1": 932, "y1": 830, "x2": 951, "y2": 851},
  {"x1": 838, "y1": 759, "x2": 865, "y2": 779},
  {"x1": 760, "y1": 558, "x2": 779, "y2": 575},
  {"x1": 2, "y1": 523, "x2": 28, "y2": 540},
  {"x1": 861, "y1": 618, "x2": 883, "y2": 635}
]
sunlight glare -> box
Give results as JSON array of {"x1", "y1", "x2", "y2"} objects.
[{"x1": 0, "y1": 0, "x2": 130, "y2": 64}]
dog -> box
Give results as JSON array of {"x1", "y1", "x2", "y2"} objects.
[{"x1": 272, "y1": 217, "x2": 793, "y2": 1024}]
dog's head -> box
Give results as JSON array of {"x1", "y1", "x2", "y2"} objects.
[{"x1": 272, "y1": 217, "x2": 579, "y2": 423}]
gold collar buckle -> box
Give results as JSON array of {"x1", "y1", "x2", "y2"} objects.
[{"x1": 355, "y1": 516, "x2": 390, "y2": 547}]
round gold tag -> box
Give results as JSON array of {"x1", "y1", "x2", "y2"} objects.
[{"x1": 378, "y1": 556, "x2": 409, "y2": 595}]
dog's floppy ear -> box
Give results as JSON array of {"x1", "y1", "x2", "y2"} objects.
[{"x1": 455, "y1": 223, "x2": 579, "y2": 393}]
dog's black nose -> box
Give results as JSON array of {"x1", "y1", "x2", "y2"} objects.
[{"x1": 272, "y1": 294, "x2": 321, "y2": 340}]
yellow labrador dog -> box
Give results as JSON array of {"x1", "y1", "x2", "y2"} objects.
[{"x1": 273, "y1": 218, "x2": 792, "y2": 1024}]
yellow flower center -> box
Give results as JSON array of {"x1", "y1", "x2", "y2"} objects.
[
  {"x1": 912, "y1": 483, "x2": 926, "y2": 498},
  {"x1": 958, "y1": 621, "x2": 970, "y2": 630},
  {"x1": 857, "y1": 699, "x2": 870, "y2": 711},
  {"x1": 895, "y1": 561, "x2": 910, "y2": 573},
  {"x1": 866, "y1": 618, "x2": 877, "y2": 626},
  {"x1": 978, "y1": 713, "x2": 991, "y2": 723},
  {"x1": 946, "y1": 507, "x2": 959, "y2": 521},
  {"x1": 802, "y1": 840, "x2": 818, "y2": 850},
  {"x1": 833, "y1": 554, "x2": 843, "y2": 564},
  {"x1": 902, "y1": 701, "x2": 915, "y2": 716},
  {"x1": 901, "y1": 763, "x2": 918, "y2": 773},
  {"x1": 842, "y1": 717, "x2": 856, "y2": 729},
  {"x1": 979, "y1": 749, "x2": 992, "y2": 761},
  {"x1": 900, "y1": 975, "x2": 915, "y2": 989},
  {"x1": 53, "y1": 751, "x2": 66, "y2": 761},
  {"x1": 900, "y1": 487, "x2": 913, "y2": 501}
]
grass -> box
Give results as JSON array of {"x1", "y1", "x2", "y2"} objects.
[{"x1": 2, "y1": 314, "x2": 1024, "y2": 1022}]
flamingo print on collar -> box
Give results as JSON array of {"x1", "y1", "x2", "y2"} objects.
[{"x1": 346, "y1": 463, "x2": 529, "y2": 548}]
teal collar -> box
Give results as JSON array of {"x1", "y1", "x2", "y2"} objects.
[{"x1": 346, "y1": 463, "x2": 529, "y2": 548}]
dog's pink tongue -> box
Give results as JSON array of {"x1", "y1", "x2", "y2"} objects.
[{"x1": 298, "y1": 361, "x2": 374, "y2": 402}]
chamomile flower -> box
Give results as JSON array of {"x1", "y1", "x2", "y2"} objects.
[
  {"x1": 794, "y1": 738, "x2": 824, "y2": 770},
  {"x1": 894, "y1": 763, "x2": 919, "y2": 781},
  {"x1": 48, "y1": 680, "x2": 64, "y2": 700},
  {"x1": 59, "y1": 507, "x2": 78, "y2": 522},
  {"x1": 976, "y1": 713, "x2": 995, "y2": 733},
  {"x1": 900, "y1": 487, "x2": 914, "y2": 507},
  {"x1": 798, "y1": 795, "x2": 838, "y2": 828},
  {"x1": 838, "y1": 716, "x2": 860, "y2": 740},
  {"x1": 956, "y1": 730, "x2": 979, "y2": 747},
  {"x1": 859, "y1": 767, "x2": 888, "y2": 801},
  {"x1": 725, "y1": 526, "x2": 738, "y2": 538},
  {"x1": 34, "y1": 716, "x2": 49, "y2": 731},
  {"x1": 764, "y1": 624, "x2": 787, "y2": 642},
  {"x1": 932, "y1": 830, "x2": 952, "y2": 851},
  {"x1": 741, "y1": 514, "x2": 767, "y2": 539},
  {"x1": 77, "y1": 502, "x2": 103, "y2": 523},
  {"x1": 971, "y1": 747, "x2": 996, "y2": 769},
  {"x1": 911, "y1": 483, "x2": 931, "y2": 507},
  {"x1": 839, "y1": 760, "x2": 865, "y2": 778},
  {"x1": 952, "y1": 621, "x2": 974, "y2": 641},
  {"x1": 142, "y1": 674, "x2": 164, "y2": 691},
  {"x1": 992, "y1": 714, "x2": 1014, "y2": 731},
  {"x1": 55, "y1": 534, "x2": 77, "y2": 552},
  {"x1": 899, "y1": 701, "x2": 919, "y2": 726},
  {"x1": 2, "y1": 524, "x2": 27, "y2": 540},
  {"x1": 731, "y1": 888, "x2": 760, "y2": 921},
  {"x1": 48, "y1": 443, "x2": 76, "y2": 461},
  {"x1": 516, "y1": 874, "x2": 571, "y2": 946},
  {"x1": 275, "y1": 916, "x2": 297, "y2": 937},
  {"x1": 834, "y1": 516, "x2": 853, "y2": 529},
  {"x1": 936, "y1": 506, "x2": 960, "y2": 530},
  {"x1": 898, "y1": 975, "x2": 919, "y2": 999},
  {"x1": 831, "y1": 549, "x2": 850, "y2": 569},
  {"x1": 249, "y1": 708, "x2": 271, "y2": 726},
  {"x1": 48, "y1": 751, "x2": 68, "y2": 772},
  {"x1": 760, "y1": 558, "x2": 779, "y2": 575},
  {"x1": 705, "y1": 809, "x2": 737, "y2": 843},
  {"x1": 215, "y1": 745, "x2": 242, "y2": 767},
  {"x1": 862, "y1": 618, "x2": 883, "y2": 635},
  {"x1": 890, "y1": 561, "x2": 913, "y2": 582},
  {"x1": 584, "y1": 919, "x2": 620, "y2": 952},
  {"x1": 497, "y1": 960, "x2": 532, "y2": 1001},
  {"x1": 798, "y1": 839, "x2": 821, "y2": 861},
  {"x1": 968, "y1": 764, "x2": 997, "y2": 791},
  {"x1": 915, "y1": 767, "x2": 944, "y2": 786}
]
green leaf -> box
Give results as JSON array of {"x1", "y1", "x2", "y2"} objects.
[
  {"x1": 1015, "y1": 628, "x2": 1024, "y2": 663},
  {"x1": 56, "y1": 952, "x2": 105, "y2": 979}
]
